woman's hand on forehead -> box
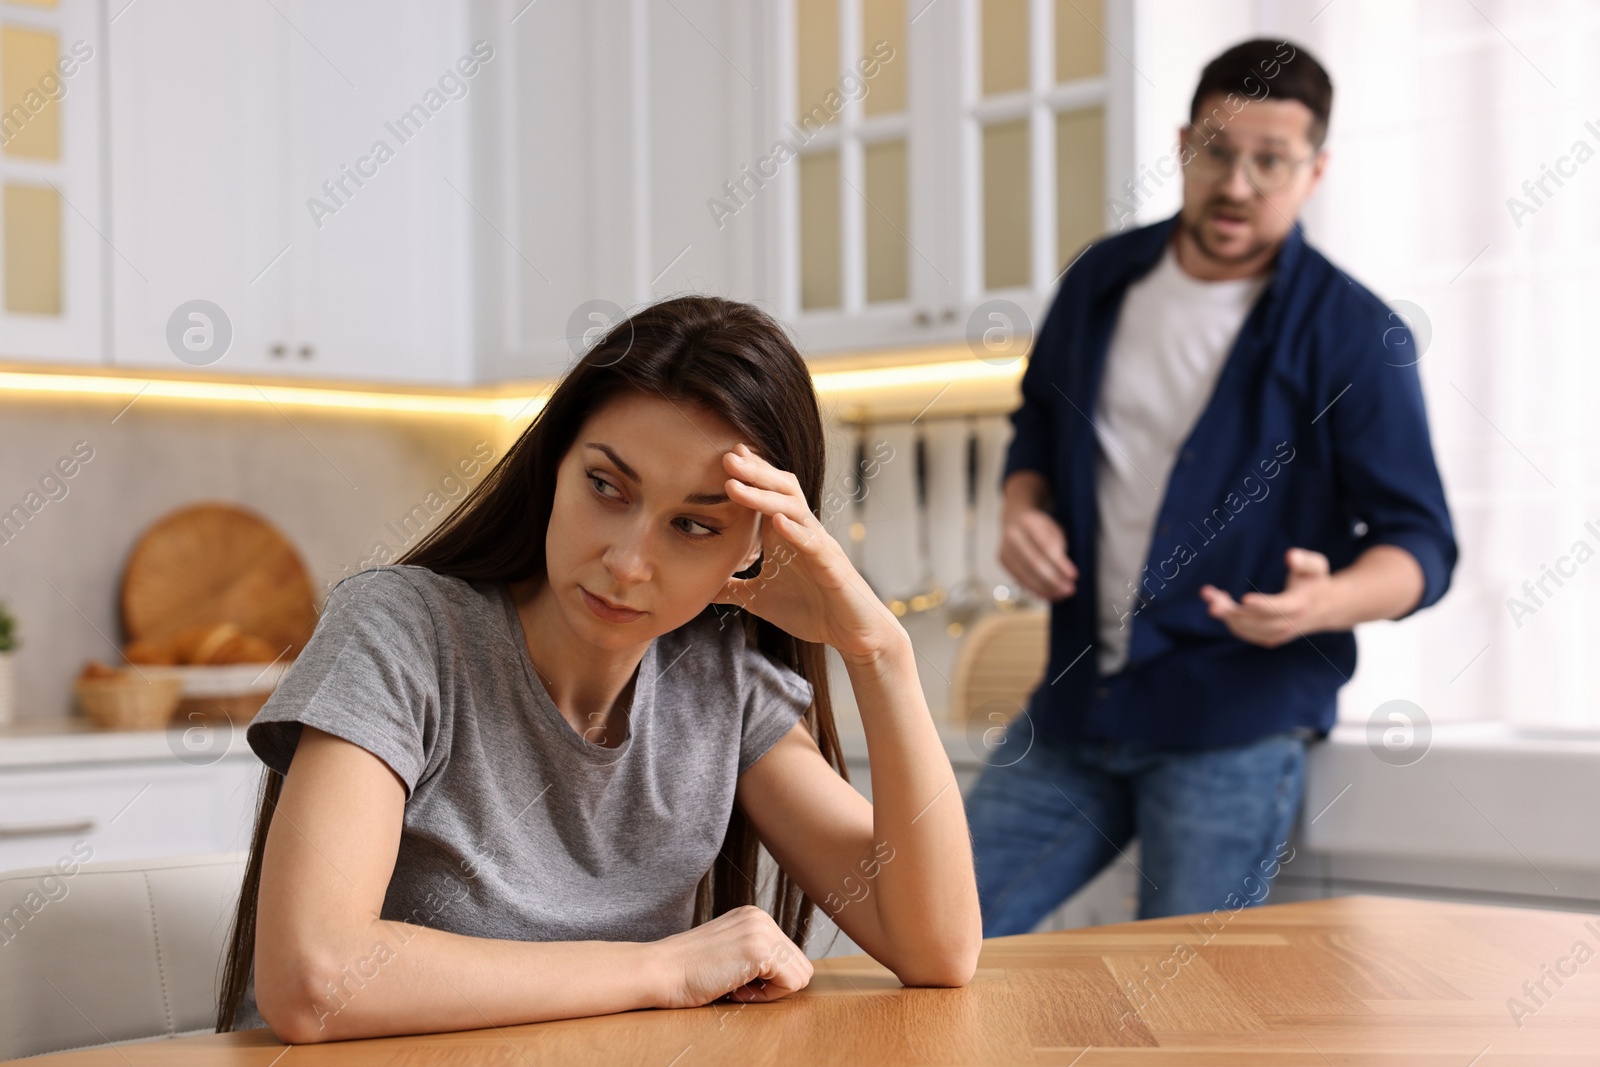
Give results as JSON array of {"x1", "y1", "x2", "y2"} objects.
[{"x1": 715, "y1": 443, "x2": 906, "y2": 665}]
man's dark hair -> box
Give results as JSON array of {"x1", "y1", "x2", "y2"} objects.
[{"x1": 1189, "y1": 38, "x2": 1333, "y2": 148}]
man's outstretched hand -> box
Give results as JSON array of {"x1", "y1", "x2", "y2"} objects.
[
  {"x1": 1203, "y1": 544, "x2": 1427, "y2": 648},
  {"x1": 1200, "y1": 548, "x2": 1337, "y2": 648}
]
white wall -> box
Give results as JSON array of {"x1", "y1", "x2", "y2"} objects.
[{"x1": 1125, "y1": 0, "x2": 1259, "y2": 226}]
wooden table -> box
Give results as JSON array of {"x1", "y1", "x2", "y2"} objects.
[{"x1": 16, "y1": 896, "x2": 1600, "y2": 1065}]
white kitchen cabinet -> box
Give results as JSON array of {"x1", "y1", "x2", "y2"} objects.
[
  {"x1": 278, "y1": 0, "x2": 477, "y2": 384},
  {"x1": 752, "y1": 0, "x2": 1135, "y2": 355},
  {"x1": 89, "y1": 0, "x2": 1136, "y2": 385},
  {"x1": 107, "y1": 0, "x2": 477, "y2": 385},
  {"x1": 473, "y1": 0, "x2": 633, "y2": 384},
  {"x1": 0, "y1": 727, "x2": 262, "y2": 874},
  {"x1": 0, "y1": 0, "x2": 105, "y2": 366},
  {"x1": 479, "y1": 0, "x2": 769, "y2": 383},
  {"x1": 106, "y1": 0, "x2": 288, "y2": 378}
]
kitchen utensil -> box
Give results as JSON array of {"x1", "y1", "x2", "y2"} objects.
[
  {"x1": 993, "y1": 578, "x2": 1025, "y2": 611},
  {"x1": 121, "y1": 503, "x2": 317, "y2": 658},
  {"x1": 945, "y1": 419, "x2": 987, "y2": 636},
  {"x1": 890, "y1": 427, "x2": 945, "y2": 617},
  {"x1": 986, "y1": 420, "x2": 1030, "y2": 612},
  {"x1": 849, "y1": 424, "x2": 882, "y2": 598}
]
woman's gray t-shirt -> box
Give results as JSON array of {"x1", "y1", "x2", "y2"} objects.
[{"x1": 235, "y1": 563, "x2": 813, "y2": 1030}]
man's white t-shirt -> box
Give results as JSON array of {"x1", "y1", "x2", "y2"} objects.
[{"x1": 1093, "y1": 241, "x2": 1271, "y2": 675}]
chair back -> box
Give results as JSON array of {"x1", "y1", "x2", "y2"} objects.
[
  {"x1": 948, "y1": 609, "x2": 1050, "y2": 726},
  {"x1": 0, "y1": 851, "x2": 246, "y2": 1060}
]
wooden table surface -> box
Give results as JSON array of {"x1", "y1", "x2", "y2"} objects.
[{"x1": 15, "y1": 896, "x2": 1600, "y2": 1065}]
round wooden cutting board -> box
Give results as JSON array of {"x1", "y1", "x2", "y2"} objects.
[{"x1": 120, "y1": 503, "x2": 318, "y2": 658}]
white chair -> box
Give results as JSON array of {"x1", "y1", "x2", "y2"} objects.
[{"x1": 0, "y1": 851, "x2": 247, "y2": 1061}]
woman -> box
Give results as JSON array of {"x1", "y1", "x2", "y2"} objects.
[{"x1": 216, "y1": 295, "x2": 981, "y2": 1042}]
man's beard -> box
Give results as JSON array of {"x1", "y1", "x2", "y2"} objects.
[{"x1": 1184, "y1": 205, "x2": 1274, "y2": 266}]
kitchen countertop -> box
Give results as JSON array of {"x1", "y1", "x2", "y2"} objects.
[
  {"x1": 10, "y1": 714, "x2": 1592, "y2": 912},
  {"x1": 0, "y1": 717, "x2": 257, "y2": 769},
  {"x1": 0, "y1": 716, "x2": 996, "y2": 772},
  {"x1": 9, "y1": 714, "x2": 1587, "y2": 776},
  {"x1": 0, "y1": 716, "x2": 1410, "y2": 775}
]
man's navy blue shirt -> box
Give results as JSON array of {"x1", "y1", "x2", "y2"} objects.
[{"x1": 1003, "y1": 212, "x2": 1457, "y2": 751}]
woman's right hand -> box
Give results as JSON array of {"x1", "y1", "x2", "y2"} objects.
[{"x1": 649, "y1": 905, "x2": 814, "y2": 1008}]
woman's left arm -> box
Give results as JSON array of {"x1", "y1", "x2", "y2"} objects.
[
  {"x1": 734, "y1": 642, "x2": 982, "y2": 986},
  {"x1": 720, "y1": 442, "x2": 982, "y2": 986}
]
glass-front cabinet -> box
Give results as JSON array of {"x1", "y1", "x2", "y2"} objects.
[
  {"x1": 0, "y1": 0, "x2": 103, "y2": 365},
  {"x1": 0, "y1": 0, "x2": 1133, "y2": 379},
  {"x1": 769, "y1": 0, "x2": 1130, "y2": 354}
]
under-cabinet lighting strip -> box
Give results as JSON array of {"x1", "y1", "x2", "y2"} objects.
[
  {"x1": 0, "y1": 355, "x2": 1021, "y2": 419},
  {"x1": 0, "y1": 370, "x2": 528, "y2": 418},
  {"x1": 807, "y1": 357, "x2": 1020, "y2": 396}
]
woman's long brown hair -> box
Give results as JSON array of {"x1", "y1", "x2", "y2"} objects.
[{"x1": 217, "y1": 295, "x2": 849, "y2": 1030}]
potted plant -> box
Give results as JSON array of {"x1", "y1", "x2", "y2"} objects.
[{"x1": 0, "y1": 598, "x2": 15, "y2": 725}]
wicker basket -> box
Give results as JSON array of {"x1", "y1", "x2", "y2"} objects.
[
  {"x1": 74, "y1": 674, "x2": 185, "y2": 731},
  {"x1": 174, "y1": 689, "x2": 272, "y2": 726},
  {"x1": 141, "y1": 663, "x2": 286, "y2": 727}
]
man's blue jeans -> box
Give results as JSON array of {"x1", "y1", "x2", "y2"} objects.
[{"x1": 965, "y1": 713, "x2": 1307, "y2": 935}]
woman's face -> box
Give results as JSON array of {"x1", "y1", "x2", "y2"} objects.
[{"x1": 544, "y1": 391, "x2": 765, "y2": 649}]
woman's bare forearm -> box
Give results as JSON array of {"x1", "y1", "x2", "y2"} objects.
[
  {"x1": 258, "y1": 920, "x2": 663, "y2": 1043},
  {"x1": 844, "y1": 635, "x2": 982, "y2": 985}
]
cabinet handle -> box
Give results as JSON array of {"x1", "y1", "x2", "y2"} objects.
[
  {"x1": 0, "y1": 818, "x2": 96, "y2": 840},
  {"x1": 269, "y1": 344, "x2": 286, "y2": 359},
  {"x1": 940, "y1": 306, "x2": 957, "y2": 323},
  {"x1": 913, "y1": 309, "x2": 932, "y2": 327},
  {"x1": 298, "y1": 345, "x2": 314, "y2": 359}
]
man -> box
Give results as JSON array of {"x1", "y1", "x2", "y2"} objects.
[{"x1": 966, "y1": 39, "x2": 1456, "y2": 931}]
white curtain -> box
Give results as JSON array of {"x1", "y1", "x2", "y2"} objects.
[{"x1": 1247, "y1": 0, "x2": 1600, "y2": 730}]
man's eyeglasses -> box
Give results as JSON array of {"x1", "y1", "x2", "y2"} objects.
[{"x1": 1184, "y1": 142, "x2": 1313, "y2": 193}]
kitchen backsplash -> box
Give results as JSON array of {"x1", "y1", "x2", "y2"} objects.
[
  {"x1": 0, "y1": 392, "x2": 1024, "y2": 730},
  {"x1": 0, "y1": 392, "x2": 499, "y2": 723}
]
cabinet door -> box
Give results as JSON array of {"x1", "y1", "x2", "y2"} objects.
[
  {"x1": 479, "y1": 0, "x2": 630, "y2": 383},
  {"x1": 641, "y1": 0, "x2": 767, "y2": 321},
  {"x1": 0, "y1": 0, "x2": 104, "y2": 365},
  {"x1": 950, "y1": 0, "x2": 1118, "y2": 322},
  {"x1": 765, "y1": 0, "x2": 936, "y2": 353},
  {"x1": 486, "y1": 0, "x2": 768, "y2": 384},
  {"x1": 280, "y1": 0, "x2": 475, "y2": 385},
  {"x1": 108, "y1": 0, "x2": 289, "y2": 375},
  {"x1": 764, "y1": 0, "x2": 1126, "y2": 357},
  {"x1": 0, "y1": 758, "x2": 260, "y2": 872}
]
